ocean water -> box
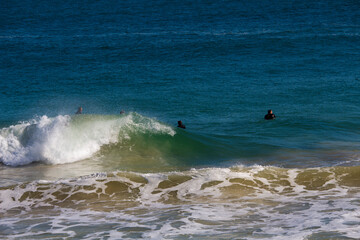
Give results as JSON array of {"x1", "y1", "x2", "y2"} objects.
[{"x1": 1, "y1": 0, "x2": 360, "y2": 239}]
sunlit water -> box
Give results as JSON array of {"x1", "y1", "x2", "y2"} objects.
[{"x1": 1, "y1": 0, "x2": 360, "y2": 239}]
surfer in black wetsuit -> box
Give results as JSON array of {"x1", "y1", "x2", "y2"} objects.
[
  {"x1": 264, "y1": 110, "x2": 276, "y2": 120},
  {"x1": 76, "y1": 107, "x2": 82, "y2": 114},
  {"x1": 177, "y1": 120, "x2": 186, "y2": 129}
]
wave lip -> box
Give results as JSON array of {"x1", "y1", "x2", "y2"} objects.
[{"x1": 0, "y1": 113, "x2": 175, "y2": 166}]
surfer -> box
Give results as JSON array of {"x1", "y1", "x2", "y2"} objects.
[
  {"x1": 264, "y1": 110, "x2": 276, "y2": 120},
  {"x1": 76, "y1": 107, "x2": 82, "y2": 114},
  {"x1": 177, "y1": 120, "x2": 186, "y2": 129},
  {"x1": 120, "y1": 110, "x2": 125, "y2": 114}
]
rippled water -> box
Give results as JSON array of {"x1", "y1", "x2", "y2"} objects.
[{"x1": 1, "y1": 0, "x2": 360, "y2": 239}]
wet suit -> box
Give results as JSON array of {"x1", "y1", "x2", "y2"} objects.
[
  {"x1": 177, "y1": 121, "x2": 186, "y2": 129},
  {"x1": 264, "y1": 114, "x2": 276, "y2": 120}
]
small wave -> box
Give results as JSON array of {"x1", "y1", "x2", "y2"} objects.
[
  {"x1": 0, "y1": 113, "x2": 175, "y2": 166},
  {"x1": 1, "y1": 166, "x2": 360, "y2": 239},
  {"x1": 1, "y1": 165, "x2": 359, "y2": 211}
]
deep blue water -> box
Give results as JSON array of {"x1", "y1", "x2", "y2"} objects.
[
  {"x1": 1, "y1": 0, "x2": 360, "y2": 168},
  {"x1": 2, "y1": 1, "x2": 360, "y2": 239}
]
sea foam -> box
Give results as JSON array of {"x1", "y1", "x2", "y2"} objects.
[
  {"x1": 0, "y1": 113, "x2": 175, "y2": 166},
  {"x1": 1, "y1": 166, "x2": 360, "y2": 239}
]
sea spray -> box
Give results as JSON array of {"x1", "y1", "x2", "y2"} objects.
[{"x1": 0, "y1": 113, "x2": 175, "y2": 166}]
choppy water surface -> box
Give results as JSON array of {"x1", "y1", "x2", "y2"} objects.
[{"x1": 1, "y1": 0, "x2": 360, "y2": 239}]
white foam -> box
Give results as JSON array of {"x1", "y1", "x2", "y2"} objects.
[
  {"x1": 0, "y1": 114, "x2": 175, "y2": 166},
  {"x1": 1, "y1": 166, "x2": 360, "y2": 239}
]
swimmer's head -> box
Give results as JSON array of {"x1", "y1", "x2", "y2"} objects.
[{"x1": 268, "y1": 109, "x2": 272, "y2": 114}]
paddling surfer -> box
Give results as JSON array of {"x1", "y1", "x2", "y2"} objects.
[
  {"x1": 177, "y1": 120, "x2": 186, "y2": 129},
  {"x1": 76, "y1": 107, "x2": 82, "y2": 114},
  {"x1": 264, "y1": 110, "x2": 276, "y2": 120}
]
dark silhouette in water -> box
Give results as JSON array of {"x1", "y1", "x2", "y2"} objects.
[
  {"x1": 264, "y1": 110, "x2": 276, "y2": 120},
  {"x1": 177, "y1": 120, "x2": 186, "y2": 129},
  {"x1": 76, "y1": 107, "x2": 83, "y2": 114}
]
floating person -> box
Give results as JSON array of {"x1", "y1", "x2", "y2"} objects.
[
  {"x1": 264, "y1": 109, "x2": 276, "y2": 120},
  {"x1": 120, "y1": 110, "x2": 125, "y2": 114},
  {"x1": 76, "y1": 106, "x2": 83, "y2": 114},
  {"x1": 177, "y1": 120, "x2": 186, "y2": 129}
]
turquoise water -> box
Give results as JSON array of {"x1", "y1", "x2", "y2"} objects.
[{"x1": 1, "y1": 1, "x2": 360, "y2": 239}]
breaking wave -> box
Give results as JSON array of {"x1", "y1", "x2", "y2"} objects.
[{"x1": 0, "y1": 113, "x2": 175, "y2": 166}]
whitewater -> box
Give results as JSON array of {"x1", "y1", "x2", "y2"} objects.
[
  {"x1": 0, "y1": 113, "x2": 175, "y2": 166},
  {"x1": 2, "y1": 0, "x2": 360, "y2": 239},
  {"x1": 1, "y1": 113, "x2": 360, "y2": 239},
  {"x1": 1, "y1": 165, "x2": 360, "y2": 239}
]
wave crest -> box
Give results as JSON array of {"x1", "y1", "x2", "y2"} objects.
[{"x1": 0, "y1": 113, "x2": 175, "y2": 166}]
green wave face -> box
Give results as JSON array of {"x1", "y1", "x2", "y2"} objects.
[
  {"x1": 2, "y1": 112, "x2": 360, "y2": 177},
  {"x1": 0, "y1": 112, "x2": 243, "y2": 171}
]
